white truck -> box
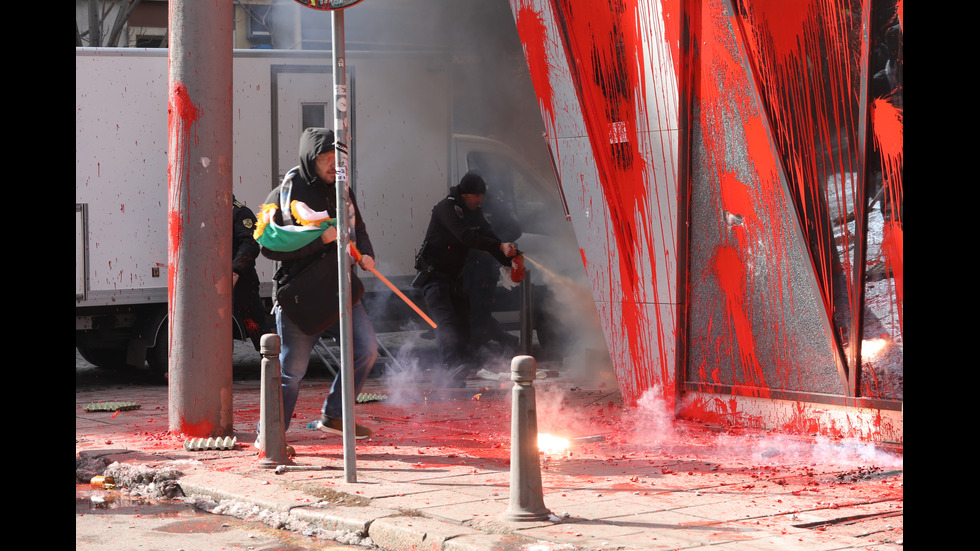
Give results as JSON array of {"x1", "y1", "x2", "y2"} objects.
[{"x1": 76, "y1": 47, "x2": 578, "y2": 372}]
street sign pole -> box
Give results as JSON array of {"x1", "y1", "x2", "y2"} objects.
[{"x1": 294, "y1": 0, "x2": 365, "y2": 484}]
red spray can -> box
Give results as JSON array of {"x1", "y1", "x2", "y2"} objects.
[{"x1": 511, "y1": 254, "x2": 526, "y2": 283}]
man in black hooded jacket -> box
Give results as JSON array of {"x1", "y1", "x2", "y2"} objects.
[
  {"x1": 259, "y1": 128, "x2": 377, "y2": 440},
  {"x1": 414, "y1": 171, "x2": 519, "y2": 386}
]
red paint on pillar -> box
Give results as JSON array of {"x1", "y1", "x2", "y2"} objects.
[
  {"x1": 176, "y1": 418, "x2": 216, "y2": 439},
  {"x1": 167, "y1": 82, "x2": 199, "y2": 341},
  {"x1": 514, "y1": 2, "x2": 557, "y2": 136},
  {"x1": 550, "y1": 0, "x2": 675, "y2": 405}
]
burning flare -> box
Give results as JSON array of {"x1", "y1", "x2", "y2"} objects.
[
  {"x1": 862, "y1": 338, "x2": 889, "y2": 360},
  {"x1": 537, "y1": 433, "x2": 570, "y2": 455}
]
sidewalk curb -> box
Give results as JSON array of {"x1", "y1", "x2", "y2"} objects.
[{"x1": 176, "y1": 469, "x2": 518, "y2": 551}]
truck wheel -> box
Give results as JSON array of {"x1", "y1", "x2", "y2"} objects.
[{"x1": 76, "y1": 345, "x2": 128, "y2": 370}]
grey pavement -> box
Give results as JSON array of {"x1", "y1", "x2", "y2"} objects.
[{"x1": 76, "y1": 354, "x2": 903, "y2": 550}]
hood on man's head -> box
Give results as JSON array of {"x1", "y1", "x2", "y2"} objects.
[
  {"x1": 298, "y1": 128, "x2": 338, "y2": 184},
  {"x1": 457, "y1": 171, "x2": 487, "y2": 195}
]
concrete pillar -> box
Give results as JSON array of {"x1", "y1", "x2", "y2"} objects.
[{"x1": 167, "y1": 0, "x2": 234, "y2": 436}]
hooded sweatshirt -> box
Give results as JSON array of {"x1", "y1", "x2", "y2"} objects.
[
  {"x1": 259, "y1": 128, "x2": 375, "y2": 282},
  {"x1": 419, "y1": 184, "x2": 511, "y2": 281}
]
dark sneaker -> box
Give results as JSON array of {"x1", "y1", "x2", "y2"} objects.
[{"x1": 316, "y1": 417, "x2": 373, "y2": 440}]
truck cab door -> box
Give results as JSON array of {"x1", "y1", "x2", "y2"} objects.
[{"x1": 452, "y1": 136, "x2": 564, "y2": 236}]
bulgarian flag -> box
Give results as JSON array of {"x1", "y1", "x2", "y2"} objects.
[{"x1": 253, "y1": 200, "x2": 337, "y2": 252}]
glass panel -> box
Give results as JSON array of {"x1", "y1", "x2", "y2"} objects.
[
  {"x1": 731, "y1": 0, "x2": 902, "y2": 400},
  {"x1": 860, "y1": 0, "x2": 903, "y2": 400},
  {"x1": 301, "y1": 103, "x2": 327, "y2": 131},
  {"x1": 466, "y1": 150, "x2": 558, "y2": 236}
]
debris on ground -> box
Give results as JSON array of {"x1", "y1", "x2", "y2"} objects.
[
  {"x1": 183, "y1": 436, "x2": 237, "y2": 451},
  {"x1": 103, "y1": 462, "x2": 186, "y2": 499},
  {"x1": 83, "y1": 401, "x2": 142, "y2": 412},
  {"x1": 356, "y1": 392, "x2": 388, "y2": 403}
]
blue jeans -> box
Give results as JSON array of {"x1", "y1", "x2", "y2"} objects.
[{"x1": 276, "y1": 301, "x2": 377, "y2": 431}]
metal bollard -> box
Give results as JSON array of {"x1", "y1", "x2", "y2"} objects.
[
  {"x1": 257, "y1": 333, "x2": 290, "y2": 468},
  {"x1": 501, "y1": 355, "x2": 551, "y2": 521}
]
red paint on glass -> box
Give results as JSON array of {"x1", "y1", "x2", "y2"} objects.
[
  {"x1": 513, "y1": 0, "x2": 901, "y2": 431},
  {"x1": 881, "y1": 221, "x2": 903, "y2": 328},
  {"x1": 739, "y1": 0, "x2": 868, "y2": 339},
  {"x1": 872, "y1": 98, "x2": 903, "y2": 225},
  {"x1": 871, "y1": 97, "x2": 902, "y2": 334},
  {"x1": 712, "y1": 246, "x2": 769, "y2": 392}
]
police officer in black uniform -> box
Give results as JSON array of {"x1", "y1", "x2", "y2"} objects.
[
  {"x1": 232, "y1": 196, "x2": 271, "y2": 351},
  {"x1": 463, "y1": 187, "x2": 522, "y2": 351},
  {"x1": 413, "y1": 172, "x2": 519, "y2": 386}
]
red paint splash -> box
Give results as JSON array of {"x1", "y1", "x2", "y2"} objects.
[
  {"x1": 167, "y1": 81, "x2": 200, "y2": 349},
  {"x1": 871, "y1": 97, "x2": 902, "y2": 335},
  {"x1": 742, "y1": 0, "x2": 861, "y2": 315},
  {"x1": 712, "y1": 246, "x2": 769, "y2": 392},
  {"x1": 174, "y1": 418, "x2": 217, "y2": 439},
  {"x1": 548, "y1": 0, "x2": 679, "y2": 405},
  {"x1": 513, "y1": 0, "x2": 901, "y2": 418},
  {"x1": 880, "y1": 221, "x2": 903, "y2": 329},
  {"x1": 514, "y1": 1, "x2": 557, "y2": 136},
  {"x1": 871, "y1": 98, "x2": 903, "y2": 225}
]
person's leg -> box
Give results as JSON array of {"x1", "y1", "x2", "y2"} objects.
[
  {"x1": 422, "y1": 278, "x2": 464, "y2": 369},
  {"x1": 463, "y1": 251, "x2": 496, "y2": 348},
  {"x1": 321, "y1": 302, "x2": 378, "y2": 420},
  {"x1": 277, "y1": 306, "x2": 320, "y2": 432},
  {"x1": 450, "y1": 283, "x2": 472, "y2": 363}
]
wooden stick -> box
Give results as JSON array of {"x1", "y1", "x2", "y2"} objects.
[
  {"x1": 367, "y1": 266, "x2": 437, "y2": 329},
  {"x1": 350, "y1": 243, "x2": 437, "y2": 329}
]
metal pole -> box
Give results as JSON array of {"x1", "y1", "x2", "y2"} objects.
[
  {"x1": 331, "y1": 8, "x2": 357, "y2": 482},
  {"x1": 520, "y1": 270, "x2": 533, "y2": 356},
  {"x1": 167, "y1": 0, "x2": 234, "y2": 437}
]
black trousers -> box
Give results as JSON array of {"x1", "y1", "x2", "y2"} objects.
[
  {"x1": 234, "y1": 273, "x2": 271, "y2": 350},
  {"x1": 421, "y1": 274, "x2": 471, "y2": 369}
]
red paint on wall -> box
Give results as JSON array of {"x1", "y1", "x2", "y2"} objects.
[
  {"x1": 739, "y1": 0, "x2": 869, "y2": 340},
  {"x1": 548, "y1": 0, "x2": 678, "y2": 405},
  {"x1": 513, "y1": 0, "x2": 901, "y2": 434},
  {"x1": 514, "y1": 2, "x2": 557, "y2": 136}
]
